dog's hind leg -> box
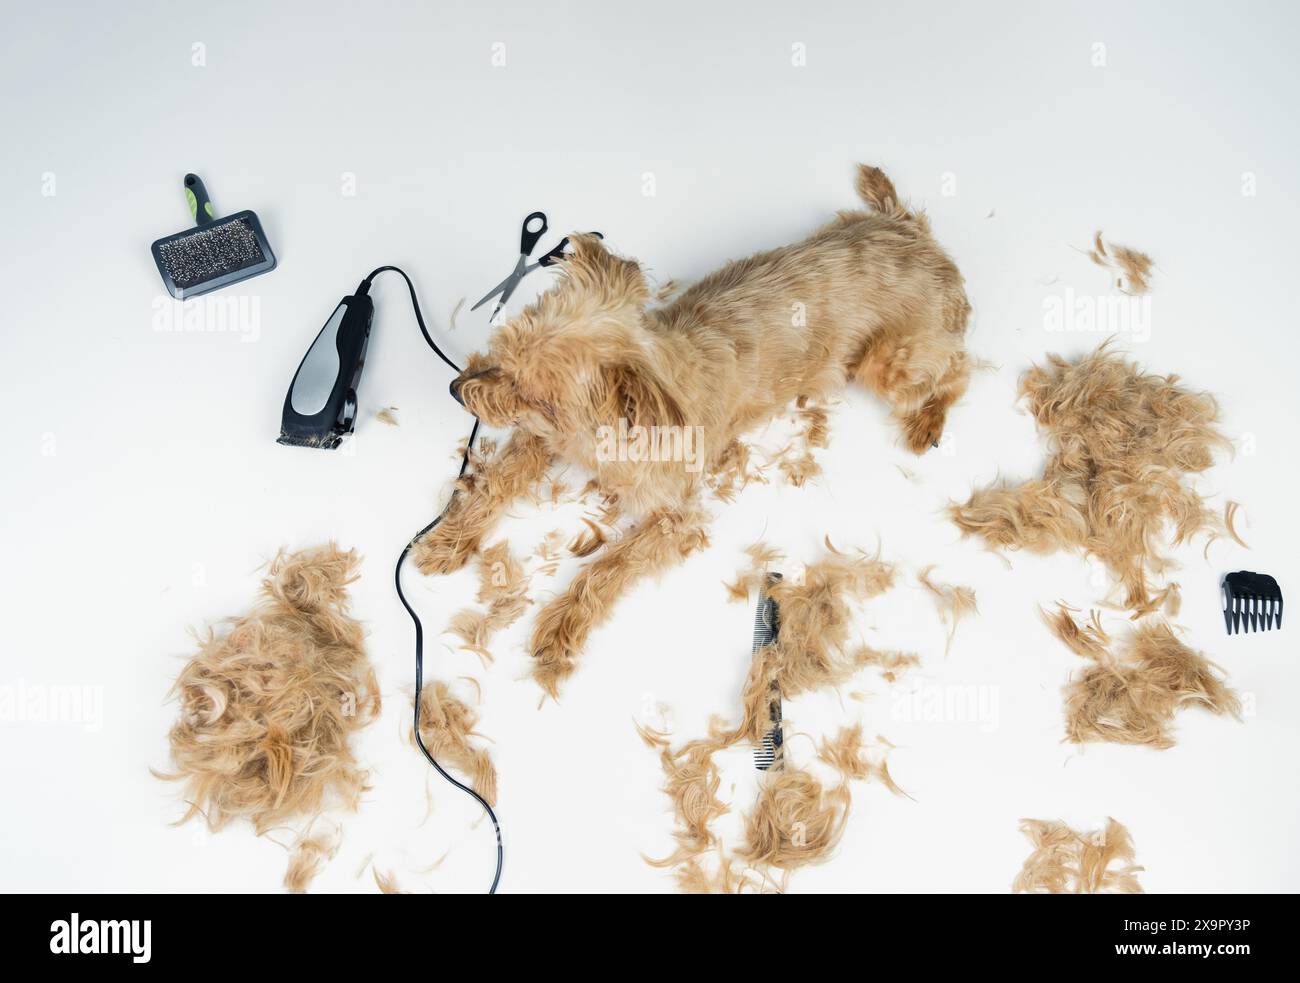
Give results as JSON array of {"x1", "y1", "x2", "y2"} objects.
[
  {"x1": 412, "y1": 431, "x2": 552, "y2": 575},
  {"x1": 529, "y1": 503, "x2": 709, "y2": 698},
  {"x1": 899, "y1": 349, "x2": 970, "y2": 453},
  {"x1": 853, "y1": 293, "x2": 971, "y2": 453}
]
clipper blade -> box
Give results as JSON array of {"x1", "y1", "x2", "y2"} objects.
[
  {"x1": 1222, "y1": 571, "x2": 1283, "y2": 635},
  {"x1": 275, "y1": 429, "x2": 347, "y2": 450}
]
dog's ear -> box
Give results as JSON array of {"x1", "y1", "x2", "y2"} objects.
[
  {"x1": 603, "y1": 362, "x2": 684, "y2": 429},
  {"x1": 559, "y1": 234, "x2": 649, "y2": 314}
]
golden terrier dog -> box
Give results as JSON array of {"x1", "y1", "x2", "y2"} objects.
[{"x1": 415, "y1": 165, "x2": 971, "y2": 696}]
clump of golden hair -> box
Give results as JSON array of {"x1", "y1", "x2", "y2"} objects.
[
  {"x1": 739, "y1": 768, "x2": 851, "y2": 879},
  {"x1": 283, "y1": 824, "x2": 341, "y2": 894},
  {"x1": 1040, "y1": 603, "x2": 1111, "y2": 660},
  {"x1": 917, "y1": 566, "x2": 978, "y2": 655},
  {"x1": 768, "y1": 400, "x2": 832, "y2": 488},
  {"x1": 410, "y1": 680, "x2": 497, "y2": 805},
  {"x1": 739, "y1": 726, "x2": 902, "y2": 886},
  {"x1": 709, "y1": 401, "x2": 834, "y2": 500},
  {"x1": 372, "y1": 866, "x2": 404, "y2": 894},
  {"x1": 709, "y1": 439, "x2": 768, "y2": 502},
  {"x1": 724, "y1": 539, "x2": 898, "y2": 742},
  {"x1": 445, "y1": 540, "x2": 532, "y2": 665},
  {"x1": 643, "y1": 725, "x2": 903, "y2": 894},
  {"x1": 1087, "y1": 231, "x2": 1154, "y2": 295},
  {"x1": 816, "y1": 724, "x2": 904, "y2": 794},
  {"x1": 852, "y1": 645, "x2": 921, "y2": 683},
  {"x1": 1013, "y1": 817, "x2": 1144, "y2": 894},
  {"x1": 951, "y1": 345, "x2": 1232, "y2": 614},
  {"x1": 1045, "y1": 607, "x2": 1241, "y2": 749},
  {"x1": 637, "y1": 723, "x2": 730, "y2": 871},
  {"x1": 157, "y1": 544, "x2": 380, "y2": 891}
]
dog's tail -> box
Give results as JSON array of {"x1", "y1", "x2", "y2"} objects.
[{"x1": 855, "y1": 165, "x2": 920, "y2": 223}]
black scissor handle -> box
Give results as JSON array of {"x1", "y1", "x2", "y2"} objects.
[
  {"x1": 520, "y1": 211, "x2": 548, "y2": 256},
  {"x1": 537, "y1": 231, "x2": 604, "y2": 268}
]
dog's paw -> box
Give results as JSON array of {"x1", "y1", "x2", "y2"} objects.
[
  {"x1": 411, "y1": 524, "x2": 477, "y2": 575},
  {"x1": 902, "y1": 402, "x2": 947, "y2": 454}
]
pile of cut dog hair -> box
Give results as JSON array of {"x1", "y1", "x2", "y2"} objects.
[
  {"x1": 157, "y1": 540, "x2": 509, "y2": 893},
  {"x1": 638, "y1": 541, "x2": 924, "y2": 893},
  {"x1": 950, "y1": 341, "x2": 1244, "y2": 749},
  {"x1": 156, "y1": 544, "x2": 380, "y2": 892},
  {"x1": 1013, "y1": 817, "x2": 1144, "y2": 894}
]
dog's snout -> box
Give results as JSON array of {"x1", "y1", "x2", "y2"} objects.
[{"x1": 451, "y1": 366, "x2": 498, "y2": 407}]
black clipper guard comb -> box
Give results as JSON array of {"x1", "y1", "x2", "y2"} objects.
[
  {"x1": 277, "y1": 281, "x2": 374, "y2": 449},
  {"x1": 1222, "y1": 571, "x2": 1283, "y2": 635},
  {"x1": 751, "y1": 572, "x2": 784, "y2": 771}
]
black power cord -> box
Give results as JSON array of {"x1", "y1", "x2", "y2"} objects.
[{"x1": 366, "y1": 266, "x2": 503, "y2": 894}]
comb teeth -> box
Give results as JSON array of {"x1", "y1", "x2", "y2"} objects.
[
  {"x1": 1222, "y1": 571, "x2": 1283, "y2": 635},
  {"x1": 751, "y1": 573, "x2": 784, "y2": 771},
  {"x1": 754, "y1": 719, "x2": 783, "y2": 770}
]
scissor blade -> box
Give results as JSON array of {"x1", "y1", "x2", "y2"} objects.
[
  {"x1": 471, "y1": 272, "x2": 516, "y2": 311},
  {"x1": 471, "y1": 255, "x2": 529, "y2": 312}
]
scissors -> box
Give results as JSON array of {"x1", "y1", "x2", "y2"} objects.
[{"x1": 471, "y1": 211, "x2": 602, "y2": 321}]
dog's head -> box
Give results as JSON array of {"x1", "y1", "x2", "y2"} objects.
[{"x1": 451, "y1": 235, "x2": 683, "y2": 436}]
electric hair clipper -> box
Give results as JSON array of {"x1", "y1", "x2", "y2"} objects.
[{"x1": 278, "y1": 280, "x2": 373, "y2": 449}]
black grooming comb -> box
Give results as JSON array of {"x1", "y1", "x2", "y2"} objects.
[
  {"x1": 151, "y1": 174, "x2": 276, "y2": 299},
  {"x1": 1222, "y1": 571, "x2": 1283, "y2": 635},
  {"x1": 751, "y1": 572, "x2": 784, "y2": 771}
]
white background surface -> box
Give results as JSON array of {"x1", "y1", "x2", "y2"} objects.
[{"x1": 2, "y1": 0, "x2": 1298, "y2": 893}]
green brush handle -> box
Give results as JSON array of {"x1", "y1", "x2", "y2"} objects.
[{"x1": 184, "y1": 173, "x2": 216, "y2": 226}]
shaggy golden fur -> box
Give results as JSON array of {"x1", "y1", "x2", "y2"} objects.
[
  {"x1": 951, "y1": 345, "x2": 1231, "y2": 614},
  {"x1": 156, "y1": 544, "x2": 380, "y2": 891},
  {"x1": 739, "y1": 767, "x2": 852, "y2": 881},
  {"x1": 372, "y1": 866, "x2": 404, "y2": 894},
  {"x1": 917, "y1": 566, "x2": 978, "y2": 656},
  {"x1": 445, "y1": 540, "x2": 532, "y2": 665},
  {"x1": 853, "y1": 645, "x2": 921, "y2": 683},
  {"x1": 1087, "y1": 231, "x2": 1154, "y2": 295},
  {"x1": 415, "y1": 165, "x2": 970, "y2": 695},
  {"x1": 1045, "y1": 606, "x2": 1240, "y2": 749},
  {"x1": 723, "y1": 540, "x2": 898, "y2": 739},
  {"x1": 642, "y1": 724, "x2": 902, "y2": 894},
  {"x1": 410, "y1": 680, "x2": 498, "y2": 805},
  {"x1": 283, "y1": 824, "x2": 341, "y2": 894},
  {"x1": 1013, "y1": 817, "x2": 1144, "y2": 894}
]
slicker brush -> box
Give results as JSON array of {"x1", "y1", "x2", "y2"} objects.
[{"x1": 151, "y1": 173, "x2": 276, "y2": 299}]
